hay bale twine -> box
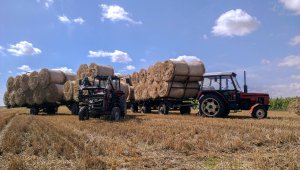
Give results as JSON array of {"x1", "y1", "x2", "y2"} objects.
[
  {"x1": 120, "y1": 83, "x2": 129, "y2": 100},
  {"x1": 20, "y1": 74, "x2": 29, "y2": 91},
  {"x1": 153, "y1": 62, "x2": 164, "y2": 82},
  {"x1": 9, "y1": 91, "x2": 16, "y2": 107},
  {"x1": 139, "y1": 69, "x2": 147, "y2": 83},
  {"x1": 63, "y1": 80, "x2": 74, "y2": 101},
  {"x1": 33, "y1": 87, "x2": 45, "y2": 105},
  {"x1": 77, "y1": 64, "x2": 89, "y2": 79},
  {"x1": 149, "y1": 81, "x2": 159, "y2": 99},
  {"x1": 13, "y1": 75, "x2": 21, "y2": 90},
  {"x1": 29, "y1": 71, "x2": 39, "y2": 90},
  {"x1": 186, "y1": 60, "x2": 206, "y2": 81},
  {"x1": 131, "y1": 72, "x2": 140, "y2": 86},
  {"x1": 25, "y1": 90, "x2": 34, "y2": 105},
  {"x1": 128, "y1": 86, "x2": 135, "y2": 100},
  {"x1": 87, "y1": 63, "x2": 114, "y2": 78},
  {"x1": 162, "y1": 60, "x2": 189, "y2": 82},
  {"x1": 183, "y1": 83, "x2": 200, "y2": 98},
  {"x1": 158, "y1": 82, "x2": 185, "y2": 98},
  {"x1": 45, "y1": 84, "x2": 64, "y2": 103},
  {"x1": 3, "y1": 91, "x2": 10, "y2": 106},
  {"x1": 288, "y1": 99, "x2": 300, "y2": 115},
  {"x1": 38, "y1": 69, "x2": 66, "y2": 88},
  {"x1": 64, "y1": 73, "x2": 76, "y2": 81},
  {"x1": 73, "y1": 79, "x2": 80, "y2": 101},
  {"x1": 15, "y1": 88, "x2": 26, "y2": 106},
  {"x1": 6, "y1": 77, "x2": 14, "y2": 92}
]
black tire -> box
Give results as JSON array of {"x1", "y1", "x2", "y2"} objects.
[
  {"x1": 79, "y1": 106, "x2": 89, "y2": 121},
  {"x1": 110, "y1": 107, "x2": 121, "y2": 121},
  {"x1": 158, "y1": 103, "x2": 169, "y2": 115},
  {"x1": 251, "y1": 105, "x2": 267, "y2": 119},
  {"x1": 180, "y1": 106, "x2": 191, "y2": 115},
  {"x1": 46, "y1": 107, "x2": 56, "y2": 115},
  {"x1": 71, "y1": 103, "x2": 79, "y2": 115},
  {"x1": 131, "y1": 104, "x2": 139, "y2": 113},
  {"x1": 30, "y1": 107, "x2": 39, "y2": 115},
  {"x1": 119, "y1": 96, "x2": 126, "y2": 118},
  {"x1": 141, "y1": 104, "x2": 151, "y2": 114},
  {"x1": 199, "y1": 94, "x2": 226, "y2": 118}
]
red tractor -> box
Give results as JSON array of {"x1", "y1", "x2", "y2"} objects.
[{"x1": 198, "y1": 71, "x2": 269, "y2": 119}]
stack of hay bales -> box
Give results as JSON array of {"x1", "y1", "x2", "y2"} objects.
[
  {"x1": 288, "y1": 98, "x2": 300, "y2": 115},
  {"x1": 3, "y1": 69, "x2": 76, "y2": 107},
  {"x1": 132, "y1": 59, "x2": 205, "y2": 101},
  {"x1": 64, "y1": 63, "x2": 115, "y2": 102}
]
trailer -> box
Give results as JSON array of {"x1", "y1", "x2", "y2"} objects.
[{"x1": 27, "y1": 101, "x2": 79, "y2": 115}]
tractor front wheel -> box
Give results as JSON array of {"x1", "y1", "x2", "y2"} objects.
[
  {"x1": 79, "y1": 106, "x2": 89, "y2": 121},
  {"x1": 111, "y1": 107, "x2": 121, "y2": 121},
  {"x1": 30, "y1": 107, "x2": 39, "y2": 115},
  {"x1": 251, "y1": 105, "x2": 267, "y2": 119}
]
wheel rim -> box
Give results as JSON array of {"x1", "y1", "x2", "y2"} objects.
[
  {"x1": 115, "y1": 110, "x2": 120, "y2": 120},
  {"x1": 256, "y1": 109, "x2": 265, "y2": 119},
  {"x1": 201, "y1": 98, "x2": 220, "y2": 116},
  {"x1": 159, "y1": 106, "x2": 164, "y2": 114}
]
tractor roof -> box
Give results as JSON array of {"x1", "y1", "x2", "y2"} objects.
[{"x1": 204, "y1": 72, "x2": 236, "y2": 77}]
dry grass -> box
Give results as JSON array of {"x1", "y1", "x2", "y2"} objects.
[{"x1": 0, "y1": 107, "x2": 299, "y2": 169}]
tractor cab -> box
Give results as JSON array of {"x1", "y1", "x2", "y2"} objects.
[
  {"x1": 198, "y1": 72, "x2": 269, "y2": 119},
  {"x1": 78, "y1": 75, "x2": 126, "y2": 121}
]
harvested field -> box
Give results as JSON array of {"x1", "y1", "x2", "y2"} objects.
[{"x1": 0, "y1": 108, "x2": 299, "y2": 169}]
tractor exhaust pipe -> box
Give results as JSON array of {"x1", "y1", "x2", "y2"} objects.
[{"x1": 244, "y1": 71, "x2": 248, "y2": 93}]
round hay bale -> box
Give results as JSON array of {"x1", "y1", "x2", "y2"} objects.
[
  {"x1": 73, "y1": 79, "x2": 80, "y2": 101},
  {"x1": 141, "y1": 83, "x2": 150, "y2": 100},
  {"x1": 33, "y1": 87, "x2": 46, "y2": 105},
  {"x1": 6, "y1": 77, "x2": 14, "y2": 92},
  {"x1": 29, "y1": 71, "x2": 39, "y2": 90},
  {"x1": 128, "y1": 86, "x2": 135, "y2": 100},
  {"x1": 25, "y1": 90, "x2": 34, "y2": 105},
  {"x1": 162, "y1": 60, "x2": 189, "y2": 82},
  {"x1": 45, "y1": 84, "x2": 64, "y2": 103},
  {"x1": 64, "y1": 73, "x2": 76, "y2": 81},
  {"x1": 77, "y1": 64, "x2": 89, "y2": 79},
  {"x1": 149, "y1": 81, "x2": 159, "y2": 99},
  {"x1": 186, "y1": 60, "x2": 206, "y2": 81},
  {"x1": 13, "y1": 75, "x2": 21, "y2": 90},
  {"x1": 38, "y1": 68, "x2": 66, "y2": 88},
  {"x1": 158, "y1": 82, "x2": 185, "y2": 98},
  {"x1": 147, "y1": 65, "x2": 155, "y2": 83},
  {"x1": 153, "y1": 62, "x2": 163, "y2": 82},
  {"x1": 15, "y1": 88, "x2": 26, "y2": 106},
  {"x1": 87, "y1": 63, "x2": 114, "y2": 78},
  {"x1": 139, "y1": 69, "x2": 147, "y2": 83},
  {"x1": 288, "y1": 99, "x2": 300, "y2": 115},
  {"x1": 3, "y1": 91, "x2": 10, "y2": 106},
  {"x1": 9, "y1": 91, "x2": 16, "y2": 107},
  {"x1": 184, "y1": 82, "x2": 200, "y2": 98},
  {"x1": 20, "y1": 74, "x2": 29, "y2": 92},
  {"x1": 63, "y1": 80, "x2": 74, "y2": 101},
  {"x1": 120, "y1": 83, "x2": 129, "y2": 100},
  {"x1": 134, "y1": 84, "x2": 142, "y2": 101},
  {"x1": 131, "y1": 72, "x2": 140, "y2": 86}
]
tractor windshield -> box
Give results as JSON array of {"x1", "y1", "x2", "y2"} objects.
[{"x1": 232, "y1": 76, "x2": 241, "y2": 91}]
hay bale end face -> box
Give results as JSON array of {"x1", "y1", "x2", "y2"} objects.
[
  {"x1": 20, "y1": 74, "x2": 29, "y2": 92},
  {"x1": 29, "y1": 71, "x2": 39, "y2": 90},
  {"x1": 63, "y1": 80, "x2": 74, "y2": 101},
  {"x1": 38, "y1": 68, "x2": 66, "y2": 88},
  {"x1": 87, "y1": 63, "x2": 114, "y2": 79},
  {"x1": 3, "y1": 91, "x2": 10, "y2": 106},
  {"x1": 77, "y1": 64, "x2": 89, "y2": 80},
  {"x1": 6, "y1": 77, "x2": 14, "y2": 92},
  {"x1": 288, "y1": 99, "x2": 300, "y2": 115}
]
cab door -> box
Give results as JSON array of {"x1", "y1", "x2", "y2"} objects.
[{"x1": 220, "y1": 75, "x2": 239, "y2": 110}]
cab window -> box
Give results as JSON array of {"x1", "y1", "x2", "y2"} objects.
[
  {"x1": 221, "y1": 76, "x2": 235, "y2": 90},
  {"x1": 202, "y1": 77, "x2": 220, "y2": 90}
]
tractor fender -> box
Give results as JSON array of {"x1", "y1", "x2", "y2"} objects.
[
  {"x1": 249, "y1": 103, "x2": 261, "y2": 114},
  {"x1": 198, "y1": 91, "x2": 227, "y2": 104}
]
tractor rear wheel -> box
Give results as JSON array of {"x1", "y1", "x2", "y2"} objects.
[
  {"x1": 199, "y1": 94, "x2": 226, "y2": 118},
  {"x1": 110, "y1": 107, "x2": 121, "y2": 121},
  {"x1": 46, "y1": 107, "x2": 57, "y2": 115},
  {"x1": 30, "y1": 107, "x2": 39, "y2": 115},
  {"x1": 180, "y1": 106, "x2": 191, "y2": 115},
  {"x1": 79, "y1": 106, "x2": 89, "y2": 121},
  {"x1": 158, "y1": 103, "x2": 169, "y2": 115},
  {"x1": 71, "y1": 103, "x2": 79, "y2": 115},
  {"x1": 251, "y1": 105, "x2": 267, "y2": 119}
]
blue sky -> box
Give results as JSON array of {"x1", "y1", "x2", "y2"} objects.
[{"x1": 0, "y1": 0, "x2": 300, "y2": 105}]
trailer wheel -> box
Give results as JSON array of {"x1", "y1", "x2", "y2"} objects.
[
  {"x1": 141, "y1": 105, "x2": 151, "y2": 114},
  {"x1": 131, "y1": 104, "x2": 139, "y2": 113},
  {"x1": 79, "y1": 106, "x2": 89, "y2": 121},
  {"x1": 199, "y1": 94, "x2": 226, "y2": 118},
  {"x1": 158, "y1": 103, "x2": 169, "y2": 115},
  {"x1": 71, "y1": 103, "x2": 79, "y2": 115},
  {"x1": 251, "y1": 105, "x2": 267, "y2": 119},
  {"x1": 110, "y1": 107, "x2": 121, "y2": 121},
  {"x1": 180, "y1": 106, "x2": 191, "y2": 115},
  {"x1": 30, "y1": 107, "x2": 39, "y2": 115},
  {"x1": 46, "y1": 107, "x2": 57, "y2": 115}
]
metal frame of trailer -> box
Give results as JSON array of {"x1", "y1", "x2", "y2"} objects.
[
  {"x1": 26, "y1": 101, "x2": 79, "y2": 115},
  {"x1": 129, "y1": 74, "x2": 202, "y2": 115}
]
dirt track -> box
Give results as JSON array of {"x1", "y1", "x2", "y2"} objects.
[{"x1": 0, "y1": 108, "x2": 299, "y2": 169}]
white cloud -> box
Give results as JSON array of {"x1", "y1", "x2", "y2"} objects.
[
  {"x1": 140, "y1": 58, "x2": 146, "y2": 62},
  {"x1": 291, "y1": 75, "x2": 300, "y2": 80},
  {"x1": 58, "y1": 15, "x2": 71, "y2": 24},
  {"x1": 37, "y1": 0, "x2": 54, "y2": 9},
  {"x1": 126, "y1": 65, "x2": 136, "y2": 71},
  {"x1": 73, "y1": 17, "x2": 85, "y2": 24},
  {"x1": 289, "y1": 35, "x2": 300, "y2": 46},
  {"x1": 269, "y1": 82, "x2": 300, "y2": 97},
  {"x1": 100, "y1": 4, "x2": 142, "y2": 24},
  {"x1": 171, "y1": 55, "x2": 202, "y2": 63},
  {"x1": 0, "y1": 45, "x2": 6, "y2": 56},
  {"x1": 52, "y1": 67, "x2": 73, "y2": 73},
  {"x1": 7, "y1": 41, "x2": 41, "y2": 56},
  {"x1": 212, "y1": 9, "x2": 260, "y2": 37},
  {"x1": 203, "y1": 34, "x2": 208, "y2": 39},
  {"x1": 279, "y1": 0, "x2": 300, "y2": 15},
  {"x1": 18, "y1": 65, "x2": 33, "y2": 72},
  {"x1": 8, "y1": 70, "x2": 12, "y2": 74},
  {"x1": 261, "y1": 59, "x2": 271, "y2": 65},
  {"x1": 88, "y1": 50, "x2": 132, "y2": 63},
  {"x1": 278, "y1": 55, "x2": 300, "y2": 68}
]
